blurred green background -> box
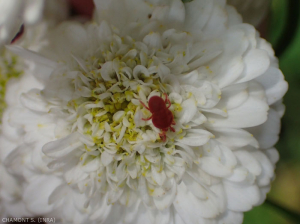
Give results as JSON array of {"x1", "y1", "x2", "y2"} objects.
[{"x1": 244, "y1": 0, "x2": 300, "y2": 223}]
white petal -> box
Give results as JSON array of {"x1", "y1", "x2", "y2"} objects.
[
  {"x1": 217, "y1": 57, "x2": 244, "y2": 88},
  {"x1": 20, "y1": 89, "x2": 49, "y2": 112},
  {"x1": 178, "y1": 99, "x2": 197, "y2": 124},
  {"x1": 237, "y1": 49, "x2": 270, "y2": 83},
  {"x1": 247, "y1": 108, "x2": 280, "y2": 149},
  {"x1": 226, "y1": 167, "x2": 249, "y2": 182},
  {"x1": 256, "y1": 67, "x2": 288, "y2": 105},
  {"x1": 235, "y1": 150, "x2": 262, "y2": 176},
  {"x1": 100, "y1": 61, "x2": 114, "y2": 81},
  {"x1": 186, "y1": 165, "x2": 211, "y2": 186},
  {"x1": 81, "y1": 156, "x2": 101, "y2": 172},
  {"x1": 224, "y1": 181, "x2": 260, "y2": 211},
  {"x1": 43, "y1": 133, "x2": 83, "y2": 158},
  {"x1": 210, "y1": 127, "x2": 259, "y2": 149},
  {"x1": 217, "y1": 83, "x2": 248, "y2": 110},
  {"x1": 6, "y1": 45, "x2": 57, "y2": 68},
  {"x1": 143, "y1": 32, "x2": 162, "y2": 49},
  {"x1": 155, "y1": 209, "x2": 174, "y2": 224},
  {"x1": 182, "y1": 174, "x2": 207, "y2": 200},
  {"x1": 153, "y1": 179, "x2": 177, "y2": 210},
  {"x1": 101, "y1": 151, "x2": 114, "y2": 166},
  {"x1": 184, "y1": 0, "x2": 214, "y2": 35},
  {"x1": 23, "y1": 175, "x2": 61, "y2": 215},
  {"x1": 177, "y1": 129, "x2": 213, "y2": 146},
  {"x1": 251, "y1": 151, "x2": 274, "y2": 186},
  {"x1": 199, "y1": 157, "x2": 232, "y2": 177},
  {"x1": 208, "y1": 96, "x2": 268, "y2": 128},
  {"x1": 65, "y1": 164, "x2": 89, "y2": 184},
  {"x1": 264, "y1": 148, "x2": 279, "y2": 165},
  {"x1": 48, "y1": 184, "x2": 68, "y2": 205},
  {"x1": 138, "y1": 176, "x2": 153, "y2": 207},
  {"x1": 151, "y1": 166, "x2": 167, "y2": 186},
  {"x1": 174, "y1": 182, "x2": 220, "y2": 220},
  {"x1": 123, "y1": 200, "x2": 142, "y2": 223}
]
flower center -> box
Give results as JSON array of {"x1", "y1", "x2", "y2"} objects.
[
  {"x1": 79, "y1": 73, "x2": 170, "y2": 155},
  {"x1": 65, "y1": 34, "x2": 181, "y2": 157}
]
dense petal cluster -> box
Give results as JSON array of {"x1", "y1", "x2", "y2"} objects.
[{"x1": 0, "y1": 0, "x2": 287, "y2": 224}]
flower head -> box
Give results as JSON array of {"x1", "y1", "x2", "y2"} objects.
[{"x1": 1, "y1": 0, "x2": 288, "y2": 223}]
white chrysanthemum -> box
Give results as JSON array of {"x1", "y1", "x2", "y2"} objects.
[
  {"x1": 228, "y1": 0, "x2": 271, "y2": 26},
  {"x1": 0, "y1": 0, "x2": 69, "y2": 124},
  {"x1": 2, "y1": 0, "x2": 287, "y2": 223},
  {"x1": 0, "y1": 1, "x2": 69, "y2": 218},
  {"x1": 0, "y1": 0, "x2": 69, "y2": 46}
]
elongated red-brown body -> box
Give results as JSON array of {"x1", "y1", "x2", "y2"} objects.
[
  {"x1": 149, "y1": 96, "x2": 173, "y2": 129},
  {"x1": 140, "y1": 94, "x2": 175, "y2": 141}
]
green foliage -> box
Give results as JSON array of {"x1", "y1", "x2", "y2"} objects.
[
  {"x1": 268, "y1": 0, "x2": 288, "y2": 48},
  {"x1": 244, "y1": 204, "x2": 294, "y2": 224},
  {"x1": 274, "y1": 0, "x2": 300, "y2": 163}
]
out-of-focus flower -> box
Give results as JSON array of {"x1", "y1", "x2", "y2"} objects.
[
  {"x1": 0, "y1": 0, "x2": 69, "y2": 47},
  {"x1": 228, "y1": 0, "x2": 271, "y2": 26},
  {"x1": 0, "y1": 0, "x2": 69, "y2": 218},
  {"x1": 0, "y1": 0, "x2": 44, "y2": 46},
  {"x1": 0, "y1": 0, "x2": 69, "y2": 122},
  {"x1": 1, "y1": 0, "x2": 287, "y2": 223},
  {"x1": 0, "y1": 65, "x2": 44, "y2": 218}
]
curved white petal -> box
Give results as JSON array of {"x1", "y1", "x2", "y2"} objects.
[
  {"x1": 224, "y1": 181, "x2": 260, "y2": 211},
  {"x1": 23, "y1": 175, "x2": 61, "y2": 215}
]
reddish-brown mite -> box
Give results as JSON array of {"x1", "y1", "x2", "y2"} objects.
[{"x1": 140, "y1": 93, "x2": 176, "y2": 142}]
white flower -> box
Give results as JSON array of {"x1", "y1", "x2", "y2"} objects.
[
  {"x1": 0, "y1": 0, "x2": 69, "y2": 47},
  {"x1": 228, "y1": 0, "x2": 271, "y2": 26},
  {"x1": 0, "y1": 0, "x2": 70, "y2": 119},
  {"x1": 1, "y1": 0, "x2": 288, "y2": 223},
  {"x1": 0, "y1": 1, "x2": 69, "y2": 218},
  {"x1": 0, "y1": 45, "x2": 49, "y2": 220},
  {"x1": 0, "y1": 70, "x2": 42, "y2": 218}
]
